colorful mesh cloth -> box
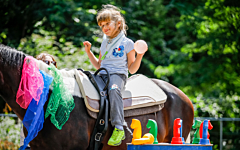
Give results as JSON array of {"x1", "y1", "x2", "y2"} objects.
[
  {"x1": 20, "y1": 70, "x2": 53, "y2": 150},
  {"x1": 45, "y1": 64, "x2": 75, "y2": 130},
  {"x1": 16, "y1": 56, "x2": 44, "y2": 109}
]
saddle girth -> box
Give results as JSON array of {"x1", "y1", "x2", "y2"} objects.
[{"x1": 82, "y1": 68, "x2": 110, "y2": 150}]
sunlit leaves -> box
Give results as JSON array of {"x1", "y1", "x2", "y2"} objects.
[{"x1": 0, "y1": 117, "x2": 21, "y2": 147}]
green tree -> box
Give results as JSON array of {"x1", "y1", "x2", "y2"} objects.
[{"x1": 153, "y1": 0, "x2": 240, "y2": 149}]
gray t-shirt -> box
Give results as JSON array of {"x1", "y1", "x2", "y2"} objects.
[{"x1": 100, "y1": 36, "x2": 134, "y2": 77}]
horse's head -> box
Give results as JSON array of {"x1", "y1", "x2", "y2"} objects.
[
  {"x1": 0, "y1": 44, "x2": 26, "y2": 119},
  {"x1": 131, "y1": 119, "x2": 141, "y2": 129},
  {"x1": 146, "y1": 119, "x2": 157, "y2": 131},
  {"x1": 192, "y1": 120, "x2": 202, "y2": 129},
  {"x1": 205, "y1": 120, "x2": 213, "y2": 130},
  {"x1": 174, "y1": 118, "x2": 181, "y2": 128}
]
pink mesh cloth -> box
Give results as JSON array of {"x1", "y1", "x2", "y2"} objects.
[{"x1": 16, "y1": 56, "x2": 44, "y2": 109}]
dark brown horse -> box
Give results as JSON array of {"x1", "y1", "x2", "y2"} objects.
[{"x1": 0, "y1": 44, "x2": 194, "y2": 150}]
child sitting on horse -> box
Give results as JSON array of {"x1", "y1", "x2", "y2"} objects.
[{"x1": 83, "y1": 4, "x2": 146, "y2": 146}]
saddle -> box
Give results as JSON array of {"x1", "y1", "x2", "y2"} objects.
[
  {"x1": 73, "y1": 70, "x2": 167, "y2": 119},
  {"x1": 35, "y1": 59, "x2": 167, "y2": 119}
]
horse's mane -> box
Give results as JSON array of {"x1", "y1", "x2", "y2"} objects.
[{"x1": 0, "y1": 44, "x2": 26, "y2": 68}]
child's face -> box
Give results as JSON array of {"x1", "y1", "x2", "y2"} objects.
[{"x1": 100, "y1": 21, "x2": 120, "y2": 38}]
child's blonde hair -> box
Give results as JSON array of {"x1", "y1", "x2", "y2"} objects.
[{"x1": 97, "y1": 4, "x2": 128, "y2": 35}]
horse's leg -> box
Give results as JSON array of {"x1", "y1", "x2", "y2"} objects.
[
  {"x1": 152, "y1": 79, "x2": 194, "y2": 142},
  {"x1": 154, "y1": 110, "x2": 168, "y2": 142}
]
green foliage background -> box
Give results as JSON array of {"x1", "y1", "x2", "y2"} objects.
[
  {"x1": 0, "y1": 0, "x2": 239, "y2": 149},
  {"x1": 0, "y1": 117, "x2": 21, "y2": 149}
]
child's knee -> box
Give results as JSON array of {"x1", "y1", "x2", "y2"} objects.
[
  {"x1": 109, "y1": 84, "x2": 121, "y2": 94},
  {"x1": 109, "y1": 84, "x2": 119, "y2": 90}
]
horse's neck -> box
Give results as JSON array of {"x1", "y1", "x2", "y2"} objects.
[
  {"x1": 194, "y1": 128, "x2": 200, "y2": 137},
  {"x1": 1, "y1": 68, "x2": 25, "y2": 120},
  {"x1": 195, "y1": 123, "x2": 201, "y2": 134},
  {"x1": 0, "y1": 46, "x2": 26, "y2": 120},
  {"x1": 133, "y1": 124, "x2": 142, "y2": 139},
  {"x1": 148, "y1": 123, "x2": 157, "y2": 136},
  {"x1": 174, "y1": 125, "x2": 181, "y2": 137}
]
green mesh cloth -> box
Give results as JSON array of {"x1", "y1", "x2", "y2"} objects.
[{"x1": 45, "y1": 64, "x2": 75, "y2": 130}]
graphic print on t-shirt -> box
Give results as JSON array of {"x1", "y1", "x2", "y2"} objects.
[{"x1": 113, "y1": 45, "x2": 124, "y2": 57}]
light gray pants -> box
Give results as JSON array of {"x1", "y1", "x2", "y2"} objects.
[{"x1": 100, "y1": 73, "x2": 126, "y2": 127}]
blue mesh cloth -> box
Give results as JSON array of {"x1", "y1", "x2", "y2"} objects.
[{"x1": 20, "y1": 70, "x2": 53, "y2": 150}]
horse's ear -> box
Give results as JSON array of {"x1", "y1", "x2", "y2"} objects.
[{"x1": 0, "y1": 71, "x2": 4, "y2": 85}]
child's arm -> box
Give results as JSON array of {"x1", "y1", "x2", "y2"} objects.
[
  {"x1": 127, "y1": 49, "x2": 145, "y2": 74},
  {"x1": 83, "y1": 41, "x2": 102, "y2": 69}
]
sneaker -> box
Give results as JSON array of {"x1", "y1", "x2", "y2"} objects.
[{"x1": 108, "y1": 127, "x2": 125, "y2": 146}]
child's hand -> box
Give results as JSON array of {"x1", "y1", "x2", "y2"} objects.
[
  {"x1": 83, "y1": 41, "x2": 91, "y2": 53},
  {"x1": 137, "y1": 52, "x2": 145, "y2": 57}
]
